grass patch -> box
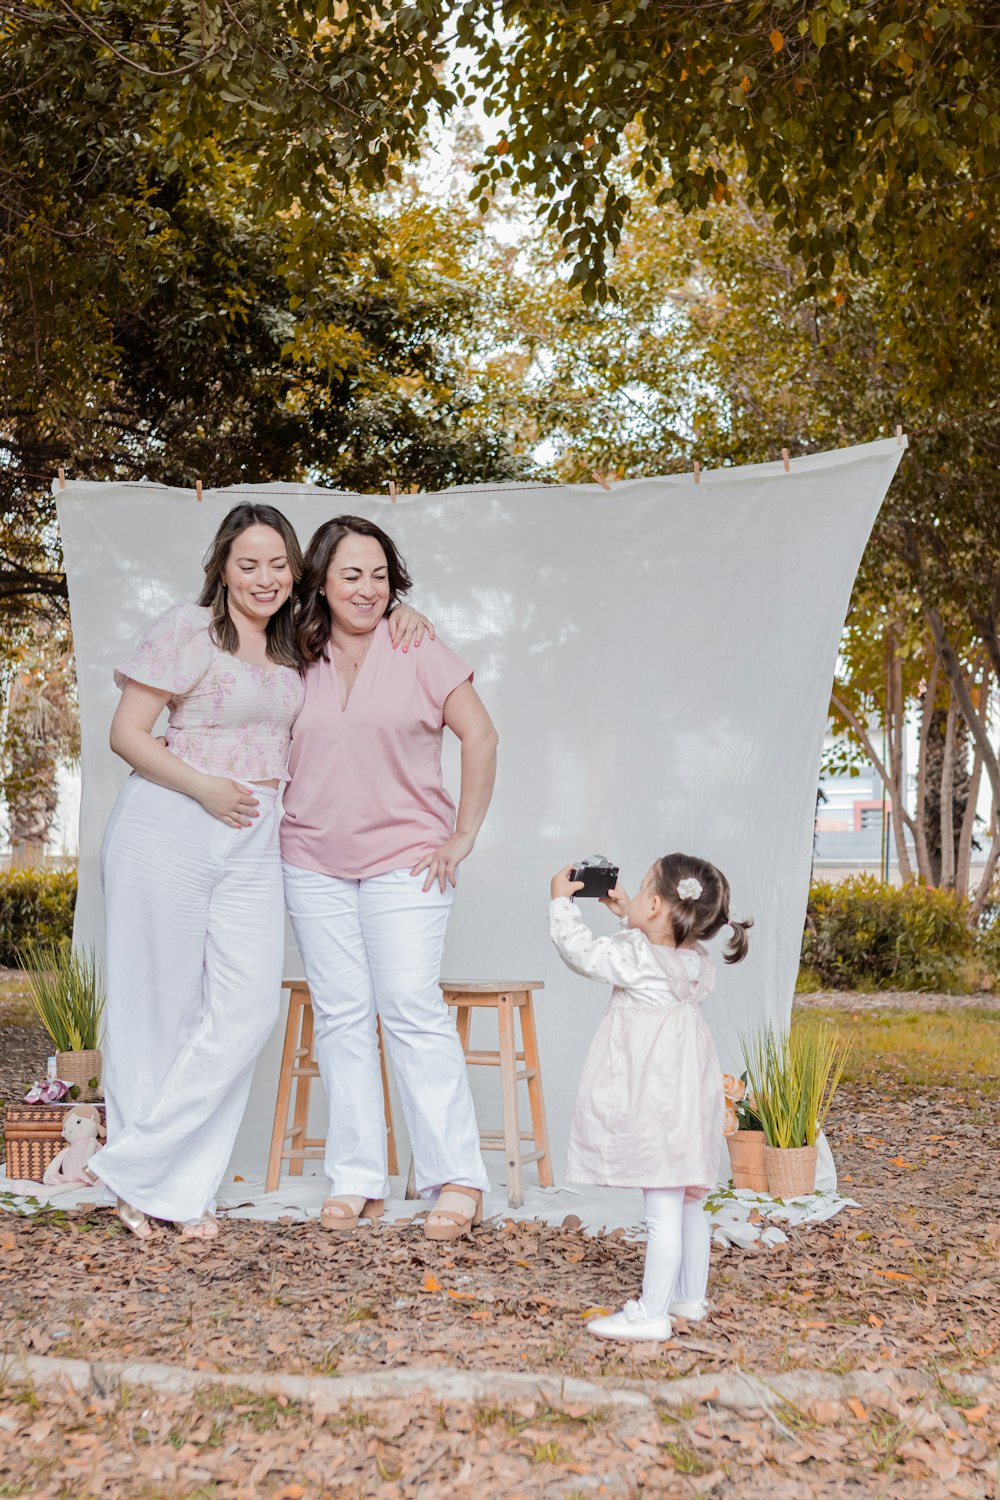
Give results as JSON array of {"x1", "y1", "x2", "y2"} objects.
[
  {"x1": 192, "y1": 1385, "x2": 302, "y2": 1431},
  {"x1": 808, "y1": 1007, "x2": 1000, "y2": 1099},
  {"x1": 0, "y1": 973, "x2": 35, "y2": 1026},
  {"x1": 661, "y1": 1437, "x2": 708, "y2": 1474}
]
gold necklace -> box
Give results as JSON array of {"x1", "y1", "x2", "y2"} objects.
[{"x1": 335, "y1": 632, "x2": 375, "y2": 672}]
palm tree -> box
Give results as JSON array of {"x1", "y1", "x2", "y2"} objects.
[{"x1": 2, "y1": 625, "x2": 79, "y2": 866}]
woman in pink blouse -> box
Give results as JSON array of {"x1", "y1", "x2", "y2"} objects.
[
  {"x1": 93, "y1": 503, "x2": 426, "y2": 1240},
  {"x1": 281, "y1": 516, "x2": 498, "y2": 1241}
]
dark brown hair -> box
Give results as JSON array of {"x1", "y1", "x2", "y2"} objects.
[
  {"x1": 296, "y1": 515, "x2": 413, "y2": 664},
  {"x1": 196, "y1": 503, "x2": 304, "y2": 668},
  {"x1": 652, "y1": 853, "x2": 752, "y2": 964}
]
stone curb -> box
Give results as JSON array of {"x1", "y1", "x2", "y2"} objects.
[{"x1": 1, "y1": 1353, "x2": 996, "y2": 1416}]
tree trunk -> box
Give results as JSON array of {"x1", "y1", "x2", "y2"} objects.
[
  {"x1": 939, "y1": 693, "x2": 958, "y2": 890},
  {"x1": 956, "y1": 661, "x2": 990, "y2": 902},
  {"x1": 829, "y1": 691, "x2": 914, "y2": 883},
  {"x1": 913, "y1": 652, "x2": 937, "y2": 883}
]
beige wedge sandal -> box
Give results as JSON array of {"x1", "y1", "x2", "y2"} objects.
[
  {"x1": 319, "y1": 1197, "x2": 385, "y2": 1234},
  {"x1": 422, "y1": 1185, "x2": 483, "y2": 1242}
]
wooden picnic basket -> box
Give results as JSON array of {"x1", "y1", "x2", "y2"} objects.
[{"x1": 3, "y1": 1102, "x2": 105, "y2": 1182}]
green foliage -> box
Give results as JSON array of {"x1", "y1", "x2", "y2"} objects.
[
  {"x1": 0, "y1": 9, "x2": 531, "y2": 628},
  {"x1": 739, "y1": 1019, "x2": 850, "y2": 1149},
  {"x1": 802, "y1": 876, "x2": 979, "y2": 992},
  {"x1": 0, "y1": 869, "x2": 77, "y2": 968},
  {"x1": 977, "y1": 905, "x2": 1000, "y2": 986},
  {"x1": 17, "y1": 940, "x2": 104, "y2": 1052}
]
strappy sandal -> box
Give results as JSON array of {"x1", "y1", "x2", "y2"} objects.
[
  {"x1": 319, "y1": 1197, "x2": 385, "y2": 1234},
  {"x1": 177, "y1": 1212, "x2": 220, "y2": 1240},
  {"x1": 116, "y1": 1198, "x2": 157, "y2": 1240},
  {"x1": 423, "y1": 1185, "x2": 483, "y2": 1242}
]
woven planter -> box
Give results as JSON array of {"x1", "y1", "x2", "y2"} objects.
[
  {"x1": 764, "y1": 1143, "x2": 818, "y2": 1198},
  {"x1": 4, "y1": 1102, "x2": 106, "y2": 1181},
  {"x1": 55, "y1": 1049, "x2": 103, "y2": 1102},
  {"x1": 726, "y1": 1129, "x2": 768, "y2": 1191}
]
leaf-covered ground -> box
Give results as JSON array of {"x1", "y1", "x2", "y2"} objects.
[{"x1": 1, "y1": 996, "x2": 998, "y2": 1494}]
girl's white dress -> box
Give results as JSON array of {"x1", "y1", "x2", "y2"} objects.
[{"x1": 549, "y1": 897, "x2": 724, "y2": 1191}]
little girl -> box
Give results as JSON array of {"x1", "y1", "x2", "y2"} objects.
[{"x1": 549, "y1": 853, "x2": 751, "y2": 1342}]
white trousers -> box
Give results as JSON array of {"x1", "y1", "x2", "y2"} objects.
[
  {"x1": 282, "y1": 862, "x2": 489, "y2": 1200},
  {"x1": 92, "y1": 776, "x2": 284, "y2": 1221},
  {"x1": 640, "y1": 1188, "x2": 712, "y2": 1318}
]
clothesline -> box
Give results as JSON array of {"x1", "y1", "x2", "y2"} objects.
[{"x1": 6, "y1": 402, "x2": 998, "y2": 497}]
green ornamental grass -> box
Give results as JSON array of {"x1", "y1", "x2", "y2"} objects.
[
  {"x1": 18, "y1": 941, "x2": 104, "y2": 1052},
  {"x1": 739, "y1": 1019, "x2": 850, "y2": 1149}
]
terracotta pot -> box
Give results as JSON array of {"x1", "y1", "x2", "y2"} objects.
[
  {"x1": 726, "y1": 1129, "x2": 768, "y2": 1191},
  {"x1": 764, "y1": 1143, "x2": 818, "y2": 1198},
  {"x1": 55, "y1": 1049, "x2": 103, "y2": 1103}
]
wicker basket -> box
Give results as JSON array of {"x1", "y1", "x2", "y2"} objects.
[
  {"x1": 4, "y1": 1101, "x2": 107, "y2": 1181},
  {"x1": 55, "y1": 1049, "x2": 103, "y2": 1102},
  {"x1": 4, "y1": 1104, "x2": 79, "y2": 1181},
  {"x1": 726, "y1": 1129, "x2": 769, "y2": 1191},
  {"x1": 764, "y1": 1143, "x2": 818, "y2": 1199}
]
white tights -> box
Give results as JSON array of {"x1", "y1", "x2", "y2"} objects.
[{"x1": 640, "y1": 1188, "x2": 712, "y2": 1318}]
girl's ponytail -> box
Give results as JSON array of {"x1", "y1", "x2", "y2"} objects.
[
  {"x1": 654, "y1": 853, "x2": 752, "y2": 961},
  {"x1": 722, "y1": 916, "x2": 752, "y2": 965}
]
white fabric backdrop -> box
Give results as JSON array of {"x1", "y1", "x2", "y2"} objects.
[{"x1": 56, "y1": 437, "x2": 904, "y2": 1182}]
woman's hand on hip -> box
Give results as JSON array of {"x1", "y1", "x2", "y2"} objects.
[
  {"x1": 197, "y1": 776, "x2": 260, "y2": 828},
  {"x1": 411, "y1": 831, "x2": 475, "y2": 892},
  {"x1": 388, "y1": 604, "x2": 435, "y2": 651}
]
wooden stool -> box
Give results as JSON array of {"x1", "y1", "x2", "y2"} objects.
[
  {"x1": 266, "y1": 979, "x2": 398, "y2": 1192},
  {"x1": 407, "y1": 980, "x2": 552, "y2": 1208}
]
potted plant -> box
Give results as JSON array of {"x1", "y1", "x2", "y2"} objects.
[
  {"x1": 739, "y1": 1019, "x2": 850, "y2": 1198},
  {"x1": 722, "y1": 1071, "x2": 768, "y2": 1191},
  {"x1": 19, "y1": 941, "x2": 105, "y2": 1102}
]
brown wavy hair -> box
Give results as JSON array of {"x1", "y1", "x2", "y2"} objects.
[
  {"x1": 653, "y1": 853, "x2": 753, "y2": 964},
  {"x1": 296, "y1": 515, "x2": 413, "y2": 664},
  {"x1": 196, "y1": 503, "x2": 303, "y2": 668}
]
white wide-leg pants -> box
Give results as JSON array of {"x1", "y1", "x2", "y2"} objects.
[
  {"x1": 92, "y1": 776, "x2": 284, "y2": 1221},
  {"x1": 282, "y1": 862, "x2": 489, "y2": 1201}
]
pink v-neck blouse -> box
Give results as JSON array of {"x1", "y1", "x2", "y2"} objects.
[
  {"x1": 280, "y1": 619, "x2": 473, "y2": 879},
  {"x1": 114, "y1": 602, "x2": 305, "y2": 782}
]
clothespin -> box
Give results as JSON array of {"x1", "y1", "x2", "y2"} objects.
[
  {"x1": 57, "y1": 465, "x2": 65, "y2": 491},
  {"x1": 781, "y1": 448, "x2": 791, "y2": 473},
  {"x1": 693, "y1": 460, "x2": 701, "y2": 486},
  {"x1": 388, "y1": 479, "x2": 398, "y2": 502},
  {"x1": 895, "y1": 424, "x2": 903, "y2": 446},
  {"x1": 592, "y1": 471, "x2": 612, "y2": 490},
  {"x1": 195, "y1": 479, "x2": 203, "y2": 502}
]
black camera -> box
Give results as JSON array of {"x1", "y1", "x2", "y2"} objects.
[{"x1": 570, "y1": 855, "x2": 619, "y2": 899}]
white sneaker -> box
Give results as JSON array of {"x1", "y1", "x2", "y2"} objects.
[
  {"x1": 668, "y1": 1299, "x2": 709, "y2": 1321},
  {"x1": 588, "y1": 1299, "x2": 672, "y2": 1342}
]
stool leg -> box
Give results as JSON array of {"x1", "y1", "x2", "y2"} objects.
[
  {"x1": 266, "y1": 988, "x2": 300, "y2": 1192},
  {"x1": 404, "y1": 1156, "x2": 418, "y2": 1200},
  {"x1": 519, "y1": 996, "x2": 553, "y2": 1188},
  {"x1": 455, "y1": 1003, "x2": 472, "y2": 1054},
  {"x1": 378, "y1": 1018, "x2": 399, "y2": 1177},
  {"x1": 289, "y1": 991, "x2": 314, "y2": 1178},
  {"x1": 497, "y1": 992, "x2": 523, "y2": 1207}
]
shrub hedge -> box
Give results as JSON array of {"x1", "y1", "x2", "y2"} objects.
[
  {"x1": 0, "y1": 868, "x2": 78, "y2": 967},
  {"x1": 800, "y1": 875, "x2": 982, "y2": 993}
]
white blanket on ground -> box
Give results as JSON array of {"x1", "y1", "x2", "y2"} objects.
[{"x1": 0, "y1": 1167, "x2": 856, "y2": 1248}]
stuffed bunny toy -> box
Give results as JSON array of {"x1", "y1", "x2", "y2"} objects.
[{"x1": 43, "y1": 1104, "x2": 106, "y2": 1188}]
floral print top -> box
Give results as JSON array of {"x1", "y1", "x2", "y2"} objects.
[{"x1": 114, "y1": 602, "x2": 305, "y2": 782}]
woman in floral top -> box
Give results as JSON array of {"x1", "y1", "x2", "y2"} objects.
[{"x1": 91, "y1": 502, "x2": 427, "y2": 1240}]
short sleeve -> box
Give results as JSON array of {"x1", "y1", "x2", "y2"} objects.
[
  {"x1": 416, "y1": 635, "x2": 474, "y2": 724},
  {"x1": 114, "y1": 603, "x2": 215, "y2": 697}
]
